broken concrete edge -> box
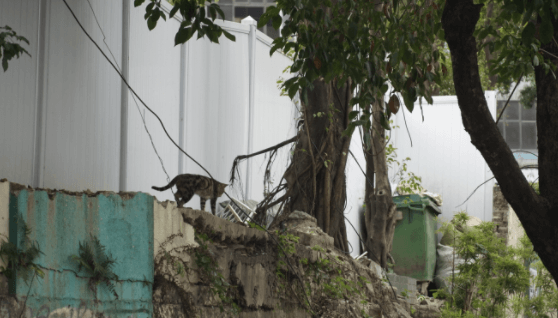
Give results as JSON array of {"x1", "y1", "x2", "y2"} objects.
[
  {"x1": 2, "y1": 179, "x2": 142, "y2": 200},
  {"x1": 180, "y1": 208, "x2": 269, "y2": 246}
]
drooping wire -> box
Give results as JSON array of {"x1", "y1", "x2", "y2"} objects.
[{"x1": 85, "y1": 0, "x2": 173, "y2": 188}]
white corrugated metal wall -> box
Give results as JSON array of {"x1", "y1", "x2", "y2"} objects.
[{"x1": 0, "y1": 0, "x2": 296, "y2": 208}]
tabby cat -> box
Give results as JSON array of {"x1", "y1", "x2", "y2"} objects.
[{"x1": 152, "y1": 174, "x2": 228, "y2": 215}]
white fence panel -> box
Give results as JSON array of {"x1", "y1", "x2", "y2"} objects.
[
  {"x1": 180, "y1": 21, "x2": 253, "y2": 206},
  {"x1": 0, "y1": 0, "x2": 41, "y2": 186},
  {"x1": 248, "y1": 35, "x2": 297, "y2": 203},
  {"x1": 41, "y1": 0, "x2": 123, "y2": 192},
  {"x1": 125, "y1": 2, "x2": 182, "y2": 202},
  {"x1": 346, "y1": 130, "x2": 368, "y2": 257},
  {"x1": 390, "y1": 92, "x2": 497, "y2": 223}
]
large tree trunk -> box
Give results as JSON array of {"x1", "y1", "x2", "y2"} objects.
[
  {"x1": 363, "y1": 100, "x2": 400, "y2": 268},
  {"x1": 283, "y1": 78, "x2": 352, "y2": 252},
  {"x1": 442, "y1": 0, "x2": 558, "y2": 282}
]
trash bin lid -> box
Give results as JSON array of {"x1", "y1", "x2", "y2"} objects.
[{"x1": 393, "y1": 194, "x2": 441, "y2": 215}]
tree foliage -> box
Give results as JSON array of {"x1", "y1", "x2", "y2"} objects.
[
  {"x1": 259, "y1": 0, "x2": 447, "y2": 134},
  {"x1": 135, "y1": 0, "x2": 236, "y2": 45},
  {"x1": 437, "y1": 212, "x2": 558, "y2": 318},
  {"x1": 0, "y1": 25, "x2": 30, "y2": 72}
]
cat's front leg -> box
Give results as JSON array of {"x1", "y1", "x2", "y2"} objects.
[{"x1": 200, "y1": 197, "x2": 207, "y2": 212}]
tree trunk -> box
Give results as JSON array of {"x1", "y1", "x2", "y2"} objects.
[
  {"x1": 282, "y1": 78, "x2": 352, "y2": 252},
  {"x1": 442, "y1": 0, "x2": 558, "y2": 283},
  {"x1": 363, "y1": 100, "x2": 400, "y2": 268}
]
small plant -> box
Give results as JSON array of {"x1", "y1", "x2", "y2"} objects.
[
  {"x1": 247, "y1": 221, "x2": 266, "y2": 232},
  {"x1": 71, "y1": 235, "x2": 119, "y2": 299},
  {"x1": 311, "y1": 245, "x2": 325, "y2": 253},
  {"x1": 194, "y1": 233, "x2": 240, "y2": 314},
  {"x1": 435, "y1": 212, "x2": 543, "y2": 317},
  {"x1": 0, "y1": 25, "x2": 31, "y2": 71},
  {"x1": 401, "y1": 288, "x2": 410, "y2": 299},
  {"x1": 275, "y1": 232, "x2": 299, "y2": 280},
  {"x1": 0, "y1": 214, "x2": 44, "y2": 284},
  {"x1": 385, "y1": 121, "x2": 424, "y2": 195}
]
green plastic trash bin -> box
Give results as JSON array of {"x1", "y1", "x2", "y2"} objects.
[{"x1": 391, "y1": 194, "x2": 441, "y2": 282}]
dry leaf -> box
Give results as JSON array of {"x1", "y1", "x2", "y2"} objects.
[{"x1": 388, "y1": 95, "x2": 400, "y2": 114}]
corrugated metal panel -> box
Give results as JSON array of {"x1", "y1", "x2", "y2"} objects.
[
  {"x1": 42, "y1": 0, "x2": 122, "y2": 191},
  {"x1": 126, "y1": 3, "x2": 181, "y2": 203},
  {"x1": 0, "y1": 0, "x2": 41, "y2": 186}
]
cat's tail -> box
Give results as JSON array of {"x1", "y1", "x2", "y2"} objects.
[{"x1": 152, "y1": 176, "x2": 179, "y2": 191}]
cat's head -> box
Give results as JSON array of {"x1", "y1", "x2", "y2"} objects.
[{"x1": 217, "y1": 182, "x2": 228, "y2": 195}]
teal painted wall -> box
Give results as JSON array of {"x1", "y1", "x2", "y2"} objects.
[{"x1": 9, "y1": 189, "x2": 153, "y2": 317}]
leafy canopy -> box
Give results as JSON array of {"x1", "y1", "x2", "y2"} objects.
[
  {"x1": 259, "y1": 0, "x2": 446, "y2": 132},
  {"x1": 135, "y1": 0, "x2": 236, "y2": 45},
  {"x1": 257, "y1": 0, "x2": 557, "y2": 136}
]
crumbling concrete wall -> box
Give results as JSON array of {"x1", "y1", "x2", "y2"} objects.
[
  {"x1": 0, "y1": 180, "x2": 443, "y2": 317},
  {"x1": 0, "y1": 179, "x2": 153, "y2": 317},
  {"x1": 153, "y1": 208, "x2": 443, "y2": 318}
]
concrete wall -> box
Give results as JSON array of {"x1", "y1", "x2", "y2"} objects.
[
  {"x1": 153, "y1": 208, "x2": 443, "y2": 318},
  {"x1": 0, "y1": 180, "x2": 153, "y2": 317}
]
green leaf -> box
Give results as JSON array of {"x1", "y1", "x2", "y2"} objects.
[
  {"x1": 258, "y1": 13, "x2": 271, "y2": 28},
  {"x1": 272, "y1": 15, "x2": 282, "y2": 30},
  {"x1": 348, "y1": 22, "x2": 357, "y2": 39},
  {"x1": 521, "y1": 22, "x2": 536, "y2": 46},
  {"x1": 349, "y1": 110, "x2": 359, "y2": 120},
  {"x1": 288, "y1": 83, "x2": 299, "y2": 99},
  {"x1": 209, "y1": 6, "x2": 216, "y2": 20},
  {"x1": 301, "y1": 87, "x2": 308, "y2": 105},
  {"x1": 223, "y1": 30, "x2": 236, "y2": 42},
  {"x1": 533, "y1": 55, "x2": 539, "y2": 66},
  {"x1": 175, "y1": 28, "x2": 194, "y2": 45},
  {"x1": 540, "y1": 17, "x2": 554, "y2": 44},
  {"x1": 380, "y1": 112, "x2": 391, "y2": 130},
  {"x1": 147, "y1": 16, "x2": 158, "y2": 30},
  {"x1": 134, "y1": 0, "x2": 145, "y2": 7},
  {"x1": 170, "y1": 5, "x2": 179, "y2": 18},
  {"x1": 215, "y1": 6, "x2": 225, "y2": 20}
]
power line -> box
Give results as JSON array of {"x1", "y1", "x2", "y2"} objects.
[{"x1": 84, "y1": 0, "x2": 173, "y2": 189}]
